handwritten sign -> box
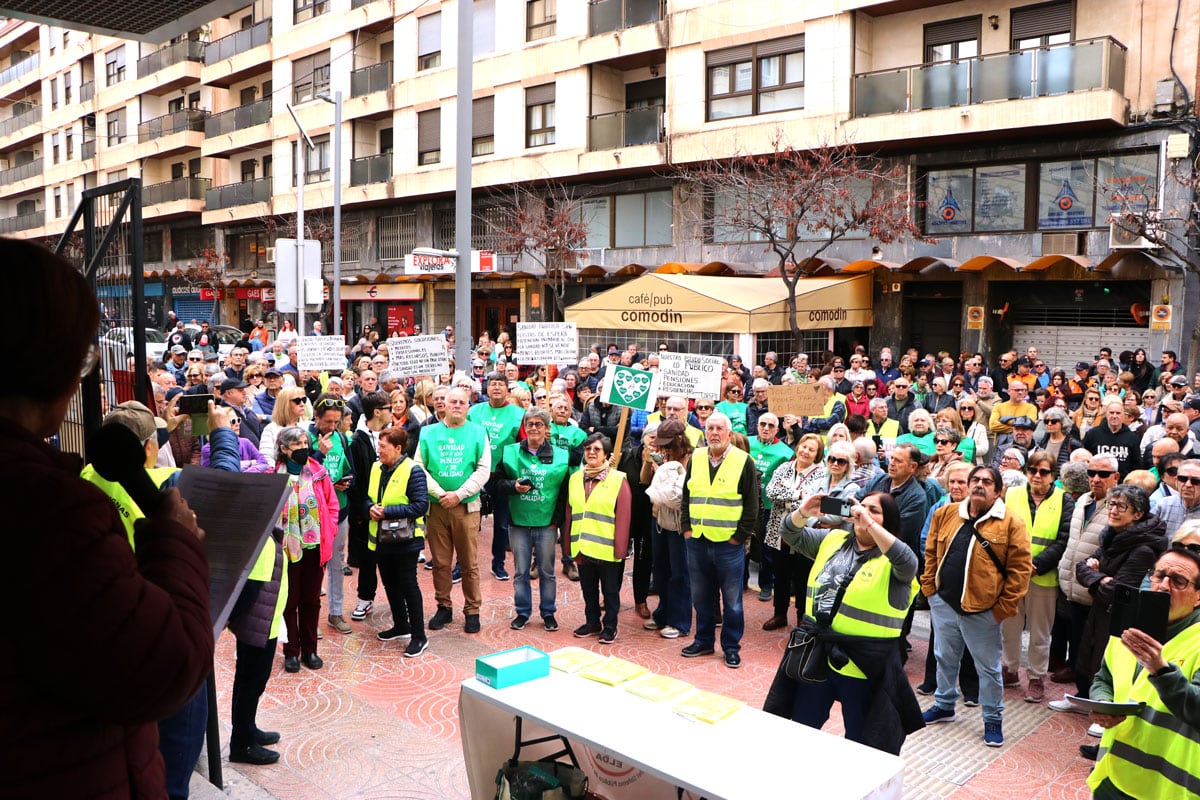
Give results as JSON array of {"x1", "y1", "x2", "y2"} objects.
[
  {"x1": 387, "y1": 335, "x2": 450, "y2": 377},
  {"x1": 656, "y1": 352, "x2": 723, "y2": 401},
  {"x1": 766, "y1": 383, "x2": 827, "y2": 418},
  {"x1": 515, "y1": 322, "x2": 579, "y2": 365},
  {"x1": 296, "y1": 335, "x2": 347, "y2": 372}
]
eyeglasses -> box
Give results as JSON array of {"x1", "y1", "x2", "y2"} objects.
[
  {"x1": 934, "y1": 438, "x2": 952, "y2": 445},
  {"x1": 1027, "y1": 467, "x2": 1054, "y2": 477},
  {"x1": 969, "y1": 476, "x2": 995, "y2": 486},
  {"x1": 1109, "y1": 501, "x2": 1132, "y2": 512},
  {"x1": 826, "y1": 456, "x2": 849, "y2": 466},
  {"x1": 1149, "y1": 569, "x2": 1197, "y2": 592},
  {"x1": 1044, "y1": 418, "x2": 1062, "y2": 424},
  {"x1": 952, "y1": 382, "x2": 964, "y2": 388},
  {"x1": 1000, "y1": 454, "x2": 1020, "y2": 462},
  {"x1": 832, "y1": 366, "x2": 845, "y2": 372},
  {"x1": 695, "y1": 405, "x2": 714, "y2": 411},
  {"x1": 1179, "y1": 475, "x2": 1200, "y2": 486},
  {"x1": 758, "y1": 422, "x2": 777, "y2": 428},
  {"x1": 583, "y1": 446, "x2": 607, "y2": 454},
  {"x1": 1087, "y1": 469, "x2": 1116, "y2": 478},
  {"x1": 525, "y1": 420, "x2": 547, "y2": 428},
  {"x1": 1163, "y1": 467, "x2": 1180, "y2": 477},
  {"x1": 893, "y1": 383, "x2": 910, "y2": 389},
  {"x1": 659, "y1": 346, "x2": 669, "y2": 351},
  {"x1": 187, "y1": 356, "x2": 202, "y2": 362},
  {"x1": 291, "y1": 397, "x2": 308, "y2": 406}
]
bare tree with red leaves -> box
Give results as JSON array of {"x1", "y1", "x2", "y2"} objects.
[{"x1": 682, "y1": 136, "x2": 925, "y2": 348}]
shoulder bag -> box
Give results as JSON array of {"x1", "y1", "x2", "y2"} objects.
[
  {"x1": 781, "y1": 555, "x2": 866, "y2": 683},
  {"x1": 376, "y1": 465, "x2": 414, "y2": 545}
]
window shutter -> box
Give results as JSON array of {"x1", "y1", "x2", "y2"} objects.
[
  {"x1": 418, "y1": 13, "x2": 441, "y2": 56},
  {"x1": 924, "y1": 16, "x2": 981, "y2": 48},
  {"x1": 706, "y1": 44, "x2": 754, "y2": 67},
  {"x1": 757, "y1": 34, "x2": 804, "y2": 57},
  {"x1": 526, "y1": 83, "x2": 555, "y2": 106},
  {"x1": 473, "y1": 96, "x2": 494, "y2": 137},
  {"x1": 418, "y1": 109, "x2": 441, "y2": 151},
  {"x1": 1011, "y1": 1, "x2": 1073, "y2": 41}
]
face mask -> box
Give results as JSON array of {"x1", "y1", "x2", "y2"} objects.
[{"x1": 286, "y1": 448, "x2": 310, "y2": 473}]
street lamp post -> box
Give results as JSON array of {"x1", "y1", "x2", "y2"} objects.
[
  {"x1": 454, "y1": 0, "x2": 473, "y2": 373},
  {"x1": 318, "y1": 91, "x2": 343, "y2": 338},
  {"x1": 285, "y1": 102, "x2": 314, "y2": 336}
]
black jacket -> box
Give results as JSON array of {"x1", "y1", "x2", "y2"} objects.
[
  {"x1": 823, "y1": 631, "x2": 925, "y2": 755},
  {"x1": 1077, "y1": 514, "x2": 1168, "y2": 610},
  {"x1": 1082, "y1": 423, "x2": 1144, "y2": 478},
  {"x1": 886, "y1": 395, "x2": 917, "y2": 434},
  {"x1": 1033, "y1": 433, "x2": 1085, "y2": 467}
]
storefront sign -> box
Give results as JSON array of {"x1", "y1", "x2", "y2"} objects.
[
  {"x1": 340, "y1": 284, "x2": 422, "y2": 301},
  {"x1": 766, "y1": 384, "x2": 826, "y2": 418},
  {"x1": 515, "y1": 322, "x2": 578, "y2": 365},
  {"x1": 296, "y1": 335, "x2": 347, "y2": 372},
  {"x1": 1152, "y1": 305, "x2": 1172, "y2": 330},
  {"x1": 600, "y1": 366, "x2": 661, "y2": 412},
  {"x1": 402, "y1": 250, "x2": 495, "y2": 276},
  {"x1": 387, "y1": 334, "x2": 450, "y2": 377},
  {"x1": 656, "y1": 352, "x2": 723, "y2": 401}
]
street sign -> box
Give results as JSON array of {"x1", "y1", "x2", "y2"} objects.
[{"x1": 273, "y1": 238, "x2": 322, "y2": 312}]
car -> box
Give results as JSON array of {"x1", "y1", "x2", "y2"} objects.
[
  {"x1": 99, "y1": 326, "x2": 168, "y2": 366},
  {"x1": 184, "y1": 323, "x2": 243, "y2": 359}
]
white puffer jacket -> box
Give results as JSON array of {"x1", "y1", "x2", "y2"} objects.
[
  {"x1": 1058, "y1": 491, "x2": 1109, "y2": 605},
  {"x1": 646, "y1": 460, "x2": 685, "y2": 532}
]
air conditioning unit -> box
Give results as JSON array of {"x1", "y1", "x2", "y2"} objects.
[
  {"x1": 265, "y1": 246, "x2": 276, "y2": 264},
  {"x1": 83, "y1": 114, "x2": 96, "y2": 129},
  {"x1": 1109, "y1": 212, "x2": 1160, "y2": 250}
]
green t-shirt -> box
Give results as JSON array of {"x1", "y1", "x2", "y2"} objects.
[
  {"x1": 749, "y1": 437, "x2": 794, "y2": 509},
  {"x1": 417, "y1": 420, "x2": 488, "y2": 504},
  {"x1": 550, "y1": 421, "x2": 587, "y2": 472},
  {"x1": 501, "y1": 443, "x2": 570, "y2": 527},
  {"x1": 310, "y1": 428, "x2": 352, "y2": 509},
  {"x1": 716, "y1": 401, "x2": 748, "y2": 435},
  {"x1": 468, "y1": 401, "x2": 525, "y2": 470}
]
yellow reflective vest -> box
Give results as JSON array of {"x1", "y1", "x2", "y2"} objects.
[
  {"x1": 568, "y1": 469, "x2": 625, "y2": 562},
  {"x1": 366, "y1": 458, "x2": 425, "y2": 551},
  {"x1": 687, "y1": 446, "x2": 750, "y2": 543},
  {"x1": 1089, "y1": 620, "x2": 1200, "y2": 799},
  {"x1": 80, "y1": 464, "x2": 178, "y2": 549},
  {"x1": 806, "y1": 529, "x2": 917, "y2": 640},
  {"x1": 1005, "y1": 485, "x2": 1064, "y2": 588},
  {"x1": 246, "y1": 537, "x2": 289, "y2": 640}
]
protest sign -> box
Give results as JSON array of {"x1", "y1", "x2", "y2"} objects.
[
  {"x1": 388, "y1": 335, "x2": 451, "y2": 376},
  {"x1": 515, "y1": 322, "x2": 579, "y2": 365},
  {"x1": 766, "y1": 383, "x2": 826, "y2": 417},
  {"x1": 656, "y1": 352, "x2": 723, "y2": 401},
  {"x1": 296, "y1": 335, "x2": 347, "y2": 372},
  {"x1": 600, "y1": 365, "x2": 661, "y2": 412}
]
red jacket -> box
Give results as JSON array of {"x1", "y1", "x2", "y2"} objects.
[{"x1": 0, "y1": 418, "x2": 214, "y2": 799}]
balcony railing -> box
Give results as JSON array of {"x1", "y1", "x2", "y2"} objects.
[
  {"x1": 205, "y1": 99, "x2": 271, "y2": 137},
  {"x1": 143, "y1": 176, "x2": 211, "y2": 206},
  {"x1": 0, "y1": 209, "x2": 43, "y2": 233},
  {"x1": 206, "y1": 177, "x2": 271, "y2": 210},
  {"x1": 853, "y1": 36, "x2": 1127, "y2": 118},
  {"x1": 0, "y1": 157, "x2": 41, "y2": 186},
  {"x1": 352, "y1": 0, "x2": 381, "y2": 7},
  {"x1": 588, "y1": 106, "x2": 663, "y2": 151},
  {"x1": 589, "y1": 0, "x2": 663, "y2": 36},
  {"x1": 205, "y1": 20, "x2": 271, "y2": 65},
  {"x1": 0, "y1": 54, "x2": 37, "y2": 87},
  {"x1": 137, "y1": 40, "x2": 207, "y2": 78},
  {"x1": 138, "y1": 108, "x2": 210, "y2": 143},
  {"x1": 81, "y1": 139, "x2": 96, "y2": 159},
  {"x1": 350, "y1": 153, "x2": 390, "y2": 186},
  {"x1": 0, "y1": 106, "x2": 41, "y2": 138},
  {"x1": 80, "y1": 80, "x2": 95, "y2": 102},
  {"x1": 351, "y1": 61, "x2": 392, "y2": 98}
]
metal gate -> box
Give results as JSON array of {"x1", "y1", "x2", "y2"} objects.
[{"x1": 53, "y1": 178, "x2": 145, "y2": 457}]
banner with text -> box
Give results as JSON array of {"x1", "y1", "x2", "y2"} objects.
[
  {"x1": 296, "y1": 335, "x2": 348, "y2": 372},
  {"x1": 515, "y1": 322, "x2": 579, "y2": 365},
  {"x1": 600, "y1": 365, "x2": 661, "y2": 412},
  {"x1": 766, "y1": 383, "x2": 827, "y2": 418},
  {"x1": 387, "y1": 335, "x2": 451, "y2": 377},
  {"x1": 656, "y1": 352, "x2": 723, "y2": 401}
]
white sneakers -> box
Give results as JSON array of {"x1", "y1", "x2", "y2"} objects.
[
  {"x1": 351, "y1": 599, "x2": 373, "y2": 621},
  {"x1": 1048, "y1": 698, "x2": 1089, "y2": 715}
]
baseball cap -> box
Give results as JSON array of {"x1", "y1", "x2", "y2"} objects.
[
  {"x1": 1186, "y1": 398, "x2": 1200, "y2": 411},
  {"x1": 1075, "y1": 361, "x2": 1091, "y2": 371},
  {"x1": 1170, "y1": 375, "x2": 1189, "y2": 387},
  {"x1": 264, "y1": 367, "x2": 282, "y2": 378},
  {"x1": 204, "y1": 352, "x2": 220, "y2": 363},
  {"x1": 608, "y1": 346, "x2": 620, "y2": 355},
  {"x1": 219, "y1": 378, "x2": 249, "y2": 393},
  {"x1": 1010, "y1": 415, "x2": 1037, "y2": 429},
  {"x1": 170, "y1": 344, "x2": 186, "y2": 355},
  {"x1": 103, "y1": 400, "x2": 157, "y2": 443},
  {"x1": 1015, "y1": 357, "x2": 1032, "y2": 368}
]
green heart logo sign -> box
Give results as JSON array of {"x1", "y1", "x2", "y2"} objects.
[{"x1": 603, "y1": 366, "x2": 658, "y2": 411}]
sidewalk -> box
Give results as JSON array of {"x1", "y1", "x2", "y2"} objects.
[{"x1": 195, "y1": 519, "x2": 1096, "y2": 799}]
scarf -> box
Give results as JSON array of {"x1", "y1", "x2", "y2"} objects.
[
  {"x1": 582, "y1": 463, "x2": 609, "y2": 481},
  {"x1": 279, "y1": 465, "x2": 320, "y2": 561}
]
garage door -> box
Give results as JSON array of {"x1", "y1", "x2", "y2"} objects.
[{"x1": 1012, "y1": 326, "x2": 1150, "y2": 372}]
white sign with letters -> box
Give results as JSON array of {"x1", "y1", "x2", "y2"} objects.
[
  {"x1": 515, "y1": 322, "x2": 579, "y2": 365},
  {"x1": 387, "y1": 335, "x2": 451, "y2": 377},
  {"x1": 656, "y1": 352, "x2": 723, "y2": 401},
  {"x1": 296, "y1": 335, "x2": 347, "y2": 372}
]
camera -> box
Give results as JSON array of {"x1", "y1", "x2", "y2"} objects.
[{"x1": 819, "y1": 496, "x2": 852, "y2": 517}]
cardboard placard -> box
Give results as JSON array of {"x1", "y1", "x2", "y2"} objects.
[
  {"x1": 296, "y1": 335, "x2": 347, "y2": 372},
  {"x1": 766, "y1": 383, "x2": 827, "y2": 418},
  {"x1": 515, "y1": 322, "x2": 579, "y2": 365},
  {"x1": 656, "y1": 352, "x2": 723, "y2": 401},
  {"x1": 387, "y1": 334, "x2": 451, "y2": 377},
  {"x1": 600, "y1": 365, "x2": 661, "y2": 412}
]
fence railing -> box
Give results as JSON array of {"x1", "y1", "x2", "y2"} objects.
[
  {"x1": 0, "y1": 209, "x2": 44, "y2": 233},
  {"x1": 351, "y1": 61, "x2": 392, "y2": 97},
  {"x1": 0, "y1": 53, "x2": 37, "y2": 86},
  {"x1": 588, "y1": 106, "x2": 663, "y2": 150},
  {"x1": 350, "y1": 153, "x2": 391, "y2": 186},
  {"x1": 137, "y1": 40, "x2": 207, "y2": 78},
  {"x1": 589, "y1": 0, "x2": 663, "y2": 35},
  {"x1": 0, "y1": 157, "x2": 42, "y2": 186},
  {"x1": 0, "y1": 105, "x2": 40, "y2": 138},
  {"x1": 138, "y1": 108, "x2": 210, "y2": 142},
  {"x1": 205, "y1": 20, "x2": 271, "y2": 65},
  {"x1": 205, "y1": 99, "x2": 271, "y2": 137},
  {"x1": 205, "y1": 177, "x2": 271, "y2": 210},
  {"x1": 143, "y1": 176, "x2": 211, "y2": 206}
]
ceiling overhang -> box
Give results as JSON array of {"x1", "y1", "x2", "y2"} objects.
[{"x1": 2, "y1": 0, "x2": 248, "y2": 43}]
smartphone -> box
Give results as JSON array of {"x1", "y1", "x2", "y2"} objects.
[
  {"x1": 819, "y1": 496, "x2": 852, "y2": 517},
  {"x1": 178, "y1": 393, "x2": 214, "y2": 416},
  {"x1": 650, "y1": 452, "x2": 665, "y2": 465},
  {"x1": 1110, "y1": 585, "x2": 1170, "y2": 643},
  {"x1": 517, "y1": 478, "x2": 533, "y2": 487}
]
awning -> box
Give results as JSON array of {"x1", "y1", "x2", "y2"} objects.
[{"x1": 564, "y1": 273, "x2": 872, "y2": 333}]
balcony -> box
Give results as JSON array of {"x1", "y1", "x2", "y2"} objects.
[
  {"x1": 205, "y1": 99, "x2": 271, "y2": 137},
  {"x1": 0, "y1": 54, "x2": 37, "y2": 88},
  {"x1": 0, "y1": 106, "x2": 41, "y2": 138},
  {"x1": 853, "y1": 36, "x2": 1126, "y2": 117},
  {"x1": 351, "y1": 0, "x2": 382, "y2": 7},
  {"x1": 143, "y1": 176, "x2": 211, "y2": 206},
  {"x1": 0, "y1": 209, "x2": 43, "y2": 234},
  {"x1": 0, "y1": 157, "x2": 42, "y2": 187},
  {"x1": 589, "y1": 106, "x2": 663, "y2": 150},
  {"x1": 138, "y1": 108, "x2": 210, "y2": 143},
  {"x1": 80, "y1": 80, "x2": 95, "y2": 103},
  {"x1": 589, "y1": 0, "x2": 663, "y2": 35},
  {"x1": 350, "y1": 153, "x2": 390, "y2": 186},
  {"x1": 206, "y1": 177, "x2": 271, "y2": 210},
  {"x1": 137, "y1": 40, "x2": 207, "y2": 79},
  {"x1": 205, "y1": 20, "x2": 271, "y2": 65},
  {"x1": 81, "y1": 139, "x2": 96, "y2": 159},
  {"x1": 351, "y1": 61, "x2": 392, "y2": 98}
]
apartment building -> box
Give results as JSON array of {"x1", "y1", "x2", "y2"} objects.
[{"x1": 0, "y1": 0, "x2": 1196, "y2": 363}]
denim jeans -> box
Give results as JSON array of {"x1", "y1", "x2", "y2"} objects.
[
  {"x1": 687, "y1": 536, "x2": 745, "y2": 655},
  {"x1": 484, "y1": 474, "x2": 511, "y2": 572},
  {"x1": 651, "y1": 523, "x2": 691, "y2": 634},
  {"x1": 510, "y1": 525, "x2": 558, "y2": 618},
  {"x1": 929, "y1": 593, "x2": 1005, "y2": 723},
  {"x1": 324, "y1": 517, "x2": 349, "y2": 615},
  {"x1": 158, "y1": 685, "x2": 207, "y2": 799}
]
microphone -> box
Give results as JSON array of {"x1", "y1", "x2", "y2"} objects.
[{"x1": 88, "y1": 423, "x2": 165, "y2": 516}]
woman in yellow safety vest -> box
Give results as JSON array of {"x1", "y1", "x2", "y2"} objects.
[
  {"x1": 564, "y1": 433, "x2": 632, "y2": 645},
  {"x1": 763, "y1": 491, "x2": 923, "y2": 755},
  {"x1": 367, "y1": 426, "x2": 430, "y2": 657}
]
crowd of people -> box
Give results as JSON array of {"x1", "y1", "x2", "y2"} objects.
[{"x1": 10, "y1": 226, "x2": 1200, "y2": 800}]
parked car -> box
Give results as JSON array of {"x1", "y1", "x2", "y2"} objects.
[
  {"x1": 184, "y1": 323, "x2": 243, "y2": 359},
  {"x1": 99, "y1": 326, "x2": 167, "y2": 366}
]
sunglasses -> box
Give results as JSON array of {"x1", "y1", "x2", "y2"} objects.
[
  {"x1": 952, "y1": 383, "x2": 964, "y2": 388},
  {"x1": 187, "y1": 356, "x2": 202, "y2": 362},
  {"x1": 316, "y1": 397, "x2": 346, "y2": 410},
  {"x1": 1027, "y1": 467, "x2": 1054, "y2": 477},
  {"x1": 1163, "y1": 467, "x2": 1180, "y2": 477},
  {"x1": 1044, "y1": 418, "x2": 1062, "y2": 424},
  {"x1": 291, "y1": 397, "x2": 308, "y2": 406},
  {"x1": 934, "y1": 438, "x2": 952, "y2": 445},
  {"x1": 826, "y1": 456, "x2": 849, "y2": 466},
  {"x1": 1179, "y1": 475, "x2": 1200, "y2": 486},
  {"x1": 695, "y1": 405, "x2": 714, "y2": 411},
  {"x1": 1087, "y1": 469, "x2": 1116, "y2": 478}
]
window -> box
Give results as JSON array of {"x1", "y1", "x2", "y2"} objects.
[
  {"x1": 63, "y1": 72, "x2": 72, "y2": 104},
  {"x1": 378, "y1": 212, "x2": 416, "y2": 260},
  {"x1": 527, "y1": 0, "x2": 556, "y2": 41},
  {"x1": 525, "y1": 84, "x2": 555, "y2": 147},
  {"x1": 168, "y1": 96, "x2": 184, "y2": 114},
  {"x1": 474, "y1": 0, "x2": 495, "y2": 56},
  {"x1": 171, "y1": 162, "x2": 185, "y2": 180},
  {"x1": 474, "y1": 205, "x2": 504, "y2": 250},
  {"x1": 16, "y1": 199, "x2": 37, "y2": 216},
  {"x1": 189, "y1": 157, "x2": 201, "y2": 177},
  {"x1": 322, "y1": 225, "x2": 362, "y2": 263},
  {"x1": 293, "y1": 50, "x2": 330, "y2": 104},
  {"x1": 574, "y1": 190, "x2": 672, "y2": 248},
  {"x1": 52, "y1": 133, "x2": 60, "y2": 164},
  {"x1": 144, "y1": 230, "x2": 164, "y2": 262},
  {"x1": 106, "y1": 107, "x2": 126, "y2": 146},
  {"x1": 292, "y1": 135, "x2": 330, "y2": 184},
  {"x1": 105, "y1": 47, "x2": 126, "y2": 86},
  {"x1": 924, "y1": 17, "x2": 980, "y2": 63},
  {"x1": 294, "y1": 0, "x2": 328, "y2": 24},
  {"x1": 417, "y1": 109, "x2": 441, "y2": 165},
  {"x1": 240, "y1": 158, "x2": 256, "y2": 182},
  {"x1": 65, "y1": 131, "x2": 73, "y2": 159},
  {"x1": 432, "y1": 206, "x2": 455, "y2": 249},
  {"x1": 1011, "y1": 0, "x2": 1072, "y2": 49},
  {"x1": 50, "y1": 78, "x2": 58, "y2": 109},
  {"x1": 418, "y1": 14, "x2": 441, "y2": 70},
  {"x1": 171, "y1": 227, "x2": 214, "y2": 259},
  {"x1": 54, "y1": 187, "x2": 62, "y2": 218},
  {"x1": 472, "y1": 96, "x2": 494, "y2": 156},
  {"x1": 240, "y1": 86, "x2": 258, "y2": 106},
  {"x1": 707, "y1": 35, "x2": 804, "y2": 121}
]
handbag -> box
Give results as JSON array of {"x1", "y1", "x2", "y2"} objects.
[
  {"x1": 376, "y1": 465, "x2": 415, "y2": 545},
  {"x1": 780, "y1": 555, "x2": 867, "y2": 684}
]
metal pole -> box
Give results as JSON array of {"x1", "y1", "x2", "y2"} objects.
[
  {"x1": 454, "y1": 0, "x2": 474, "y2": 373},
  {"x1": 331, "y1": 91, "x2": 343, "y2": 338},
  {"x1": 295, "y1": 136, "x2": 305, "y2": 337}
]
